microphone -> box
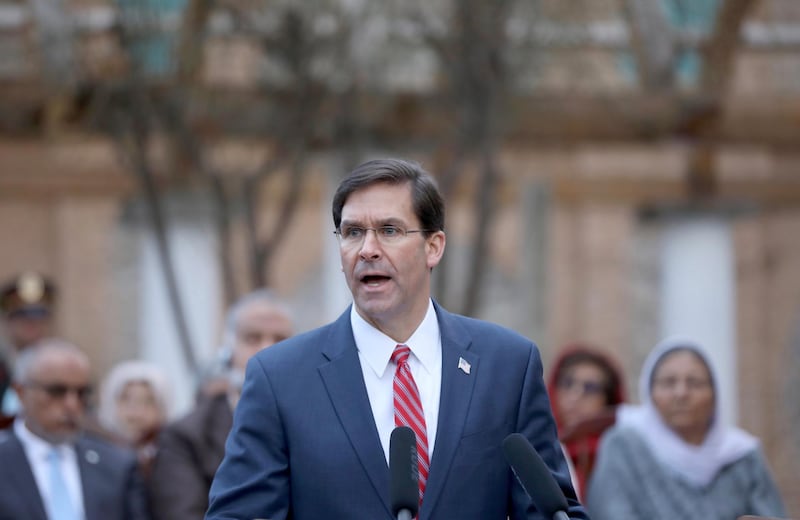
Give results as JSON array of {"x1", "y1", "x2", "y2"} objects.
[
  {"x1": 502, "y1": 433, "x2": 570, "y2": 520},
  {"x1": 389, "y1": 426, "x2": 419, "y2": 520}
]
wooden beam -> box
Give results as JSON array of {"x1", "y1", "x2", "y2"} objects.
[
  {"x1": 163, "y1": 88, "x2": 800, "y2": 146},
  {"x1": 0, "y1": 139, "x2": 133, "y2": 198},
  {"x1": 702, "y1": 0, "x2": 756, "y2": 95},
  {"x1": 554, "y1": 176, "x2": 800, "y2": 208}
]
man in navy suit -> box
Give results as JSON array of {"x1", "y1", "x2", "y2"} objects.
[
  {"x1": 207, "y1": 158, "x2": 588, "y2": 519},
  {"x1": 0, "y1": 338, "x2": 149, "y2": 520}
]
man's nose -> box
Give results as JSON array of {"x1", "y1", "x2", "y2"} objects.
[
  {"x1": 358, "y1": 229, "x2": 382, "y2": 258},
  {"x1": 63, "y1": 390, "x2": 86, "y2": 412}
]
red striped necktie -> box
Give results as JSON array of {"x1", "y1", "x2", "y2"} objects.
[{"x1": 391, "y1": 344, "x2": 430, "y2": 506}]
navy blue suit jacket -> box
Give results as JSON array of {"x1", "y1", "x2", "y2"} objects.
[
  {"x1": 207, "y1": 303, "x2": 588, "y2": 519},
  {"x1": 0, "y1": 429, "x2": 149, "y2": 520}
]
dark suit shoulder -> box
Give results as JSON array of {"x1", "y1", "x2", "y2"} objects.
[
  {"x1": 0, "y1": 428, "x2": 19, "y2": 450},
  {"x1": 164, "y1": 393, "x2": 232, "y2": 440},
  {"x1": 437, "y1": 305, "x2": 537, "y2": 352},
  {"x1": 264, "y1": 320, "x2": 338, "y2": 353},
  {"x1": 251, "y1": 316, "x2": 345, "y2": 370},
  {"x1": 78, "y1": 433, "x2": 137, "y2": 465}
]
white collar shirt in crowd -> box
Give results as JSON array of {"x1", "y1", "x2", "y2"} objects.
[
  {"x1": 351, "y1": 299, "x2": 442, "y2": 466},
  {"x1": 14, "y1": 417, "x2": 86, "y2": 520}
]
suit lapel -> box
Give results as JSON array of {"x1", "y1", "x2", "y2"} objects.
[
  {"x1": 76, "y1": 438, "x2": 102, "y2": 520},
  {"x1": 317, "y1": 308, "x2": 392, "y2": 517},
  {"x1": 419, "y1": 304, "x2": 478, "y2": 519},
  {"x1": 2, "y1": 433, "x2": 49, "y2": 520}
]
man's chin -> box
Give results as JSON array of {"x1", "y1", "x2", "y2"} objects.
[
  {"x1": 354, "y1": 298, "x2": 387, "y2": 316},
  {"x1": 38, "y1": 426, "x2": 82, "y2": 444}
]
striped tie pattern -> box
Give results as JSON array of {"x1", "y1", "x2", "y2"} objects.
[{"x1": 391, "y1": 344, "x2": 429, "y2": 505}]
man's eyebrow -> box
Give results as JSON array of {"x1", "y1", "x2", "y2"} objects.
[
  {"x1": 338, "y1": 219, "x2": 361, "y2": 227},
  {"x1": 339, "y1": 217, "x2": 406, "y2": 227}
]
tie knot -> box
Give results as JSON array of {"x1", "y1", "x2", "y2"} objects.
[
  {"x1": 47, "y1": 448, "x2": 62, "y2": 463},
  {"x1": 391, "y1": 344, "x2": 411, "y2": 365}
]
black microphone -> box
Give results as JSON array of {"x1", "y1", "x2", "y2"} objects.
[
  {"x1": 390, "y1": 426, "x2": 419, "y2": 520},
  {"x1": 502, "y1": 433, "x2": 570, "y2": 520}
]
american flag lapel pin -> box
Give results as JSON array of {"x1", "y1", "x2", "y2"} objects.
[{"x1": 458, "y1": 357, "x2": 471, "y2": 375}]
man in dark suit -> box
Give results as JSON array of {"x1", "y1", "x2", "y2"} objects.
[
  {"x1": 207, "y1": 159, "x2": 588, "y2": 519},
  {"x1": 149, "y1": 289, "x2": 294, "y2": 520},
  {"x1": 0, "y1": 338, "x2": 149, "y2": 520}
]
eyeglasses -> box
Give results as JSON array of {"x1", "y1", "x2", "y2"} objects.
[
  {"x1": 557, "y1": 376, "x2": 606, "y2": 397},
  {"x1": 334, "y1": 225, "x2": 431, "y2": 248},
  {"x1": 27, "y1": 382, "x2": 93, "y2": 403},
  {"x1": 652, "y1": 376, "x2": 711, "y2": 392}
]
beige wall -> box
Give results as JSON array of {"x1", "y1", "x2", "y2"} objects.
[
  {"x1": 736, "y1": 211, "x2": 800, "y2": 516},
  {"x1": 0, "y1": 139, "x2": 131, "y2": 380}
]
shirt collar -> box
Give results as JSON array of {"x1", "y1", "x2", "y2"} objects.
[
  {"x1": 14, "y1": 417, "x2": 72, "y2": 459},
  {"x1": 351, "y1": 300, "x2": 440, "y2": 378}
]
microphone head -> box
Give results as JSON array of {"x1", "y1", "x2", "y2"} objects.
[
  {"x1": 390, "y1": 426, "x2": 419, "y2": 516},
  {"x1": 502, "y1": 433, "x2": 569, "y2": 516}
]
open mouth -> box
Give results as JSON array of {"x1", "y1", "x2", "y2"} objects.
[{"x1": 361, "y1": 274, "x2": 391, "y2": 286}]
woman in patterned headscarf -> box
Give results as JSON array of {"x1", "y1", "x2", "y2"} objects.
[{"x1": 547, "y1": 344, "x2": 626, "y2": 500}]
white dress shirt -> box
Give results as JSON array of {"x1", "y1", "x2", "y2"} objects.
[
  {"x1": 351, "y1": 299, "x2": 442, "y2": 466},
  {"x1": 14, "y1": 418, "x2": 86, "y2": 520}
]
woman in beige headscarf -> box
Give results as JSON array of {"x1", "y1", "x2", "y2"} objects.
[{"x1": 98, "y1": 360, "x2": 174, "y2": 477}]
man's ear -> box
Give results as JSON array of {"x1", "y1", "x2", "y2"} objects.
[{"x1": 425, "y1": 231, "x2": 446, "y2": 269}]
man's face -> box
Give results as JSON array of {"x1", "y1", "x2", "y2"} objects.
[
  {"x1": 5, "y1": 312, "x2": 52, "y2": 350},
  {"x1": 16, "y1": 349, "x2": 91, "y2": 444},
  {"x1": 338, "y1": 182, "x2": 445, "y2": 338},
  {"x1": 230, "y1": 302, "x2": 293, "y2": 371}
]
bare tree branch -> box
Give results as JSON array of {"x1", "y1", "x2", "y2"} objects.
[
  {"x1": 701, "y1": 0, "x2": 756, "y2": 96},
  {"x1": 623, "y1": 0, "x2": 676, "y2": 89},
  {"x1": 103, "y1": 85, "x2": 198, "y2": 373}
]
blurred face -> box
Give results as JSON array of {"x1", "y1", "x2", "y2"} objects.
[
  {"x1": 6, "y1": 313, "x2": 52, "y2": 350},
  {"x1": 230, "y1": 302, "x2": 293, "y2": 371},
  {"x1": 116, "y1": 381, "x2": 163, "y2": 442},
  {"x1": 651, "y1": 350, "x2": 715, "y2": 445},
  {"x1": 555, "y1": 361, "x2": 609, "y2": 429},
  {"x1": 338, "y1": 182, "x2": 445, "y2": 341},
  {"x1": 16, "y1": 349, "x2": 90, "y2": 444}
]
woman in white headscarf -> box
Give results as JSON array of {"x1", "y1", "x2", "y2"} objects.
[
  {"x1": 98, "y1": 360, "x2": 174, "y2": 477},
  {"x1": 587, "y1": 337, "x2": 785, "y2": 520}
]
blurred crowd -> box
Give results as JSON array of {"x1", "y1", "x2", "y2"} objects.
[
  {"x1": 0, "y1": 271, "x2": 788, "y2": 519},
  {"x1": 0, "y1": 272, "x2": 294, "y2": 520}
]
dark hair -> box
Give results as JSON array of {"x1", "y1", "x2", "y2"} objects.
[
  {"x1": 558, "y1": 350, "x2": 622, "y2": 406},
  {"x1": 332, "y1": 158, "x2": 445, "y2": 237}
]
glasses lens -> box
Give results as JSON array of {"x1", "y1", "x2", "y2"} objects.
[
  {"x1": 43, "y1": 384, "x2": 69, "y2": 398},
  {"x1": 77, "y1": 386, "x2": 93, "y2": 402},
  {"x1": 581, "y1": 381, "x2": 605, "y2": 396},
  {"x1": 36, "y1": 383, "x2": 92, "y2": 402},
  {"x1": 558, "y1": 376, "x2": 605, "y2": 397},
  {"x1": 337, "y1": 225, "x2": 409, "y2": 247}
]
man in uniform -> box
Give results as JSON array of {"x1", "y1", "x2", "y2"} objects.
[{"x1": 1, "y1": 272, "x2": 57, "y2": 421}]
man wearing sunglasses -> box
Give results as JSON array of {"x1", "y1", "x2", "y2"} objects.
[{"x1": 0, "y1": 338, "x2": 150, "y2": 520}]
